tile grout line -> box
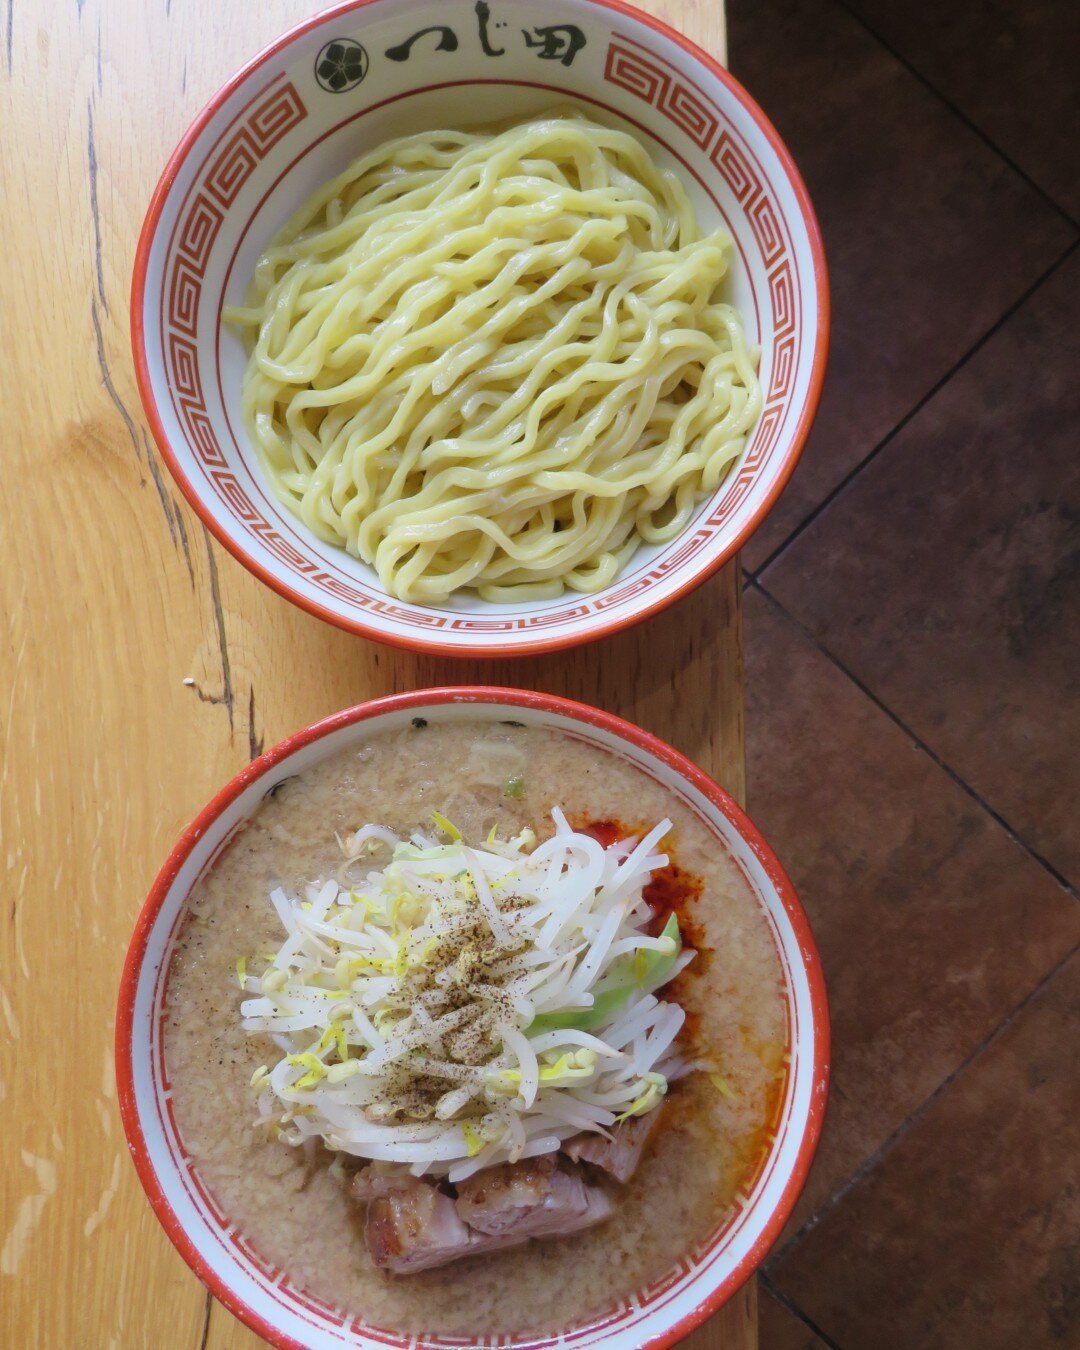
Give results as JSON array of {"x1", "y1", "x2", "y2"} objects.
[
  {"x1": 833, "y1": 0, "x2": 1080, "y2": 233},
  {"x1": 765, "y1": 934, "x2": 1080, "y2": 1268},
  {"x1": 751, "y1": 581, "x2": 1079, "y2": 900},
  {"x1": 760, "y1": 1272, "x2": 844, "y2": 1349},
  {"x1": 747, "y1": 236, "x2": 1080, "y2": 582}
]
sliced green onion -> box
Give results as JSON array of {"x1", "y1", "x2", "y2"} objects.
[
  {"x1": 430, "y1": 811, "x2": 462, "y2": 841},
  {"x1": 528, "y1": 915, "x2": 682, "y2": 1035},
  {"x1": 462, "y1": 1122, "x2": 483, "y2": 1157},
  {"x1": 709, "y1": 1072, "x2": 737, "y2": 1101},
  {"x1": 615, "y1": 1072, "x2": 667, "y2": 1122}
]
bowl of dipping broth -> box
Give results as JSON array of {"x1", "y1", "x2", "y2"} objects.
[{"x1": 117, "y1": 687, "x2": 829, "y2": 1350}]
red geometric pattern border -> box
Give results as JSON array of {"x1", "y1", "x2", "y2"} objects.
[
  {"x1": 709, "y1": 130, "x2": 764, "y2": 205},
  {"x1": 602, "y1": 43, "x2": 719, "y2": 153},
  {"x1": 163, "y1": 80, "x2": 307, "y2": 495},
  {"x1": 659, "y1": 80, "x2": 719, "y2": 150},
  {"x1": 205, "y1": 83, "x2": 308, "y2": 208},
  {"x1": 177, "y1": 193, "x2": 225, "y2": 272}
]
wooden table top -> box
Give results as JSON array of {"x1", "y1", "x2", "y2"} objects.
[{"x1": 0, "y1": 1, "x2": 752, "y2": 1345}]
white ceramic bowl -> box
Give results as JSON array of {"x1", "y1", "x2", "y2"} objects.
[
  {"x1": 117, "y1": 688, "x2": 829, "y2": 1350},
  {"x1": 132, "y1": 0, "x2": 828, "y2": 657}
]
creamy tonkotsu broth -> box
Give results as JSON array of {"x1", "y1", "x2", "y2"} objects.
[{"x1": 165, "y1": 720, "x2": 786, "y2": 1336}]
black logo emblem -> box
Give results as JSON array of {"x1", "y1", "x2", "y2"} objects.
[{"x1": 314, "y1": 39, "x2": 369, "y2": 93}]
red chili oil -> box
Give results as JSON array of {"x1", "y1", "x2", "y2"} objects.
[
  {"x1": 575, "y1": 817, "x2": 711, "y2": 1049},
  {"x1": 578, "y1": 819, "x2": 706, "y2": 940}
]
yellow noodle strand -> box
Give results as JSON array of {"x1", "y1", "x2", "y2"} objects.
[{"x1": 226, "y1": 111, "x2": 762, "y2": 604}]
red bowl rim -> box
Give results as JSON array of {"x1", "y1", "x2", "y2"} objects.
[
  {"x1": 115, "y1": 685, "x2": 830, "y2": 1350},
  {"x1": 129, "y1": 0, "x2": 830, "y2": 659}
]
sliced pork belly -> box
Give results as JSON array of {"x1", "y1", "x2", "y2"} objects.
[
  {"x1": 363, "y1": 1174, "x2": 476, "y2": 1274},
  {"x1": 454, "y1": 1155, "x2": 613, "y2": 1240},
  {"x1": 350, "y1": 1163, "x2": 415, "y2": 1202},
  {"x1": 562, "y1": 1109, "x2": 663, "y2": 1184},
  {"x1": 352, "y1": 1167, "x2": 529, "y2": 1273}
]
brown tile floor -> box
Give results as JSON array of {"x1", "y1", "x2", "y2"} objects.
[
  {"x1": 771, "y1": 951, "x2": 1080, "y2": 1350},
  {"x1": 731, "y1": 1, "x2": 1080, "y2": 1345},
  {"x1": 759, "y1": 1290, "x2": 831, "y2": 1349},
  {"x1": 727, "y1": 0, "x2": 1075, "y2": 571},
  {"x1": 762, "y1": 252, "x2": 1080, "y2": 888},
  {"x1": 744, "y1": 589, "x2": 1080, "y2": 1231},
  {"x1": 846, "y1": 0, "x2": 1080, "y2": 220}
]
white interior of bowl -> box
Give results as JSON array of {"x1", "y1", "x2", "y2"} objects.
[
  {"x1": 139, "y1": 0, "x2": 821, "y2": 653},
  {"x1": 123, "y1": 696, "x2": 824, "y2": 1350}
]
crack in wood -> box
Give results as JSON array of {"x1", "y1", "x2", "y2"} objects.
[
  {"x1": 142, "y1": 431, "x2": 194, "y2": 584},
  {"x1": 172, "y1": 498, "x2": 194, "y2": 585},
  {"x1": 189, "y1": 680, "x2": 228, "y2": 709},
  {"x1": 201, "y1": 525, "x2": 235, "y2": 730},
  {"x1": 5, "y1": 0, "x2": 12, "y2": 73},
  {"x1": 86, "y1": 100, "x2": 108, "y2": 313},
  {"x1": 91, "y1": 299, "x2": 140, "y2": 464},
  {"x1": 143, "y1": 437, "x2": 178, "y2": 547},
  {"x1": 198, "y1": 1290, "x2": 211, "y2": 1350},
  {"x1": 247, "y1": 685, "x2": 264, "y2": 762}
]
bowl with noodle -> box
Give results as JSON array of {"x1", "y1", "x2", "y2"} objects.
[
  {"x1": 132, "y1": 0, "x2": 828, "y2": 655},
  {"x1": 117, "y1": 687, "x2": 829, "y2": 1350}
]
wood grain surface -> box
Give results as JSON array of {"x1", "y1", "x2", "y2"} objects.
[{"x1": 0, "y1": 1, "x2": 751, "y2": 1346}]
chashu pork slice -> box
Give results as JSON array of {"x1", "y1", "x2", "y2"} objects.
[
  {"x1": 351, "y1": 1163, "x2": 416, "y2": 1202},
  {"x1": 562, "y1": 1109, "x2": 663, "y2": 1184},
  {"x1": 351, "y1": 1167, "x2": 527, "y2": 1274},
  {"x1": 361, "y1": 1174, "x2": 473, "y2": 1275},
  {"x1": 453, "y1": 1155, "x2": 613, "y2": 1240}
]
